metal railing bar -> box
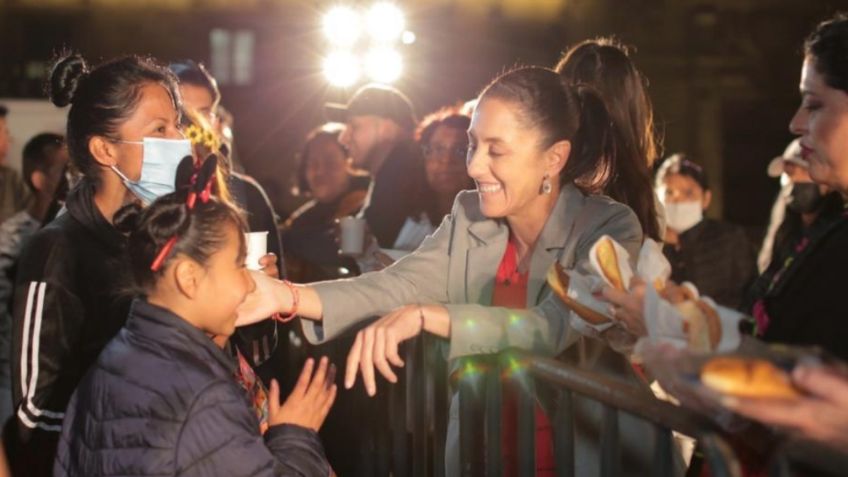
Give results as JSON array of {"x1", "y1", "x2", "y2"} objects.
[
  {"x1": 523, "y1": 354, "x2": 714, "y2": 437},
  {"x1": 599, "y1": 403, "x2": 620, "y2": 477},
  {"x1": 517, "y1": 375, "x2": 537, "y2": 476},
  {"x1": 553, "y1": 390, "x2": 575, "y2": 477}
]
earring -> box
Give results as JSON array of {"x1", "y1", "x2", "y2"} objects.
[{"x1": 541, "y1": 174, "x2": 552, "y2": 195}]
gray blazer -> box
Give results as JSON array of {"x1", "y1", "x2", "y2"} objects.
[
  {"x1": 300, "y1": 185, "x2": 680, "y2": 476},
  {"x1": 302, "y1": 184, "x2": 642, "y2": 358}
]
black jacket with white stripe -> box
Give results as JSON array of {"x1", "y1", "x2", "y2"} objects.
[{"x1": 9, "y1": 180, "x2": 134, "y2": 475}]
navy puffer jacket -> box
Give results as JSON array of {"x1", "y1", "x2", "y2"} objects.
[{"x1": 54, "y1": 299, "x2": 330, "y2": 476}]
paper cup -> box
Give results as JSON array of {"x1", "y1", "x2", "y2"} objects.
[
  {"x1": 244, "y1": 231, "x2": 268, "y2": 270},
  {"x1": 339, "y1": 216, "x2": 366, "y2": 255}
]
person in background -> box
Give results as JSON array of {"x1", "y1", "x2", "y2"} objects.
[
  {"x1": 757, "y1": 138, "x2": 843, "y2": 272},
  {"x1": 656, "y1": 154, "x2": 756, "y2": 308},
  {"x1": 0, "y1": 106, "x2": 32, "y2": 225},
  {"x1": 745, "y1": 139, "x2": 843, "y2": 313},
  {"x1": 555, "y1": 38, "x2": 663, "y2": 241},
  {"x1": 354, "y1": 107, "x2": 472, "y2": 271},
  {"x1": 0, "y1": 133, "x2": 68, "y2": 428},
  {"x1": 168, "y1": 60, "x2": 285, "y2": 385},
  {"x1": 282, "y1": 123, "x2": 369, "y2": 283},
  {"x1": 282, "y1": 123, "x2": 374, "y2": 475},
  {"x1": 390, "y1": 107, "x2": 473, "y2": 252},
  {"x1": 325, "y1": 84, "x2": 424, "y2": 249}
]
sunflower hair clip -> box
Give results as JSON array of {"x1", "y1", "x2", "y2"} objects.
[{"x1": 185, "y1": 123, "x2": 221, "y2": 151}]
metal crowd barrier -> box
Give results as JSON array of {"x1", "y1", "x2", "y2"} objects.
[{"x1": 394, "y1": 338, "x2": 848, "y2": 477}]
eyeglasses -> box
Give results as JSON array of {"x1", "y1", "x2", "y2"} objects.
[{"x1": 422, "y1": 143, "x2": 468, "y2": 162}]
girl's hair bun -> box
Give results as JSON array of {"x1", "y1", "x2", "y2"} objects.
[{"x1": 48, "y1": 54, "x2": 89, "y2": 107}]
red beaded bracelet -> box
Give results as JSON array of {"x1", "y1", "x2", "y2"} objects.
[{"x1": 274, "y1": 280, "x2": 299, "y2": 323}]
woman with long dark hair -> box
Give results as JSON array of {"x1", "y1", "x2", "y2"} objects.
[{"x1": 556, "y1": 38, "x2": 663, "y2": 241}]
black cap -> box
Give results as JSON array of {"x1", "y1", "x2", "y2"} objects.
[{"x1": 325, "y1": 84, "x2": 416, "y2": 131}]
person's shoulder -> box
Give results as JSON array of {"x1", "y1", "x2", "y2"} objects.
[
  {"x1": 284, "y1": 199, "x2": 319, "y2": 228},
  {"x1": 704, "y1": 218, "x2": 747, "y2": 237},
  {"x1": 582, "y1": 192, "x2": 640, "y2": 227},
  {"x1": 103, "y1": 327, "x2": 237, "y2": 405},
  {"x1": 15, "y1": 212, "x2": 88, "y2": 283},
  {"x1": 453, "y1": 190, "x2": 484, "y2": 222},
  {"x1": 231, "y1": 172, "x2": 271, "y2": 202},
  {"x1": 0, "y1": 211, "x2": 40, "y2": 253},
  {"x1": 230, "y1": 172, "x2": 276, "y2": 215}
]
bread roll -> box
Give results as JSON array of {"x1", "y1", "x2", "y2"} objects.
[
  {"x1": 546, "y1": 264, "x2": 611, "y2": 325},
  {"x1": 596, "y1": 237, "x2": 626, "y2": 291},
  {"x1": 675, "y1": 300, "x2": 722, "y2": 352},
  {"x1": 701, "y1": 357, "x2": 801, "y2": 400}
]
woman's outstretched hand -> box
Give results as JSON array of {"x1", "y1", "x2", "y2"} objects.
[
  {"x1": 236, "y1": 271, "x2": 288, "y2": 327},
  {"x1": 269, "y1": 357, "x2": 337, "y2": 432},
  {"x1": 345, "y1": 304, "x2": 448, "y2": 397}
]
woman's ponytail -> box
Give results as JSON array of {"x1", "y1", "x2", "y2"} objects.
[{"x1": 562, "y1": 84, "x2": 617, "y2": 186}]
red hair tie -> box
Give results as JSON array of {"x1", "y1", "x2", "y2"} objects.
[{"x1": 149, "y1": 156, "x2": 218, "y2": 272}]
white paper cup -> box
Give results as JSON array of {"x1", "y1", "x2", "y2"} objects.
[
  {"x1": 339, "y1": 216, "x2": 366, "y2": 255},
  {"x1": 244, "y1": 231, "x2": 268, "y2": 270}
]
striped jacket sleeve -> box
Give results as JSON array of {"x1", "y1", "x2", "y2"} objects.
[{"x1": 12, "y1": 279, "x2": 85, "y2": 438}]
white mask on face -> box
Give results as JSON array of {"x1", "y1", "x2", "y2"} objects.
[
  {"x1": 663, "y1": 200, "x2": 703, "y2": 233},
  {"x1": 110, "y1": 137, "x2": 192, "y2": 205}
]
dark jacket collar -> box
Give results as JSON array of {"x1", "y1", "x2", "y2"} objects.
[
  {"x1": 125, "y1": 298, "x2": 236, "y2": 376},
  {"x1": 65, "y1": 179, "x2": 126, "y2": 251}
]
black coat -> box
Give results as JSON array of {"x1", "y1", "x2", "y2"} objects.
[
  {"x1": 55, "y1": 299, "x2": 330, "y2": 476},
  {"x1": 10, "y1": 180, "x2": 134, "y2": 476},
  {"x1": 761, "y1": 214, "x2": 848, "y2": 361},
  {"x1": 362, "y1": 139, "x2": 425, "y2": 248},
  {"x1": 663, "y1": 219, "x2": 757, "y2": 308}
]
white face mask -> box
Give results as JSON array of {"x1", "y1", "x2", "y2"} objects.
[
  {"x1": 110, "y1": 137, "x2": 193, "y2": 205},
  {"x1": 663, "y1": 200, "x2": 703, "y2": 233}
]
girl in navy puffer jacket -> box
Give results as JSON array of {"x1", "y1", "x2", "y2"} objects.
[{"x1": 55, "y1": 176, "x2": 336, "y2": 477}]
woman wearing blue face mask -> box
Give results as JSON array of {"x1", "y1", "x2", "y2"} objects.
[
  {"x1": 656, "y1": 154, "x2": 757, "y2": 308},
  {"x1": 5, "y1": 53, "x2": 188, "y2": 476}
]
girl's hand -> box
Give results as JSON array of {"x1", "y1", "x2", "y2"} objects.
[
  {"x1": 345, "y1": 304, "x2": 441, "y2": 396},
  {"x1": 269, "y1": 357, "x2": 337, "y2": 432},
  {"x1": 235, "y1": 271, "x2": 289, "y2": 327},
  {"x1": 258, "y1": 253, "x2": 279, "y2": 278}
]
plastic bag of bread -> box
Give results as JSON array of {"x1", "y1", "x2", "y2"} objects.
[
  {"x1": 636, "y1": 238, "x2": 671, "y2": 290},
  {"x1": 640, "y1": 285, "x2": 744, "y2": 354}
]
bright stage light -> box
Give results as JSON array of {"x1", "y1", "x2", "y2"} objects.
[
  {"x1": 365, "y1": 47, "x2": 402, "y2": 83},
  {"x1": 323, "y1": 6, "x2": 361, "y2": 46},
  {"x1": 401, "y1": 30, "x2": 416, "y2": 45},
  {"x1": 366, "y1": 3, "x2": 405, "y2": 43},
  {"x1": 323, "y1": 51, "x2": 361, "y2": 87}
]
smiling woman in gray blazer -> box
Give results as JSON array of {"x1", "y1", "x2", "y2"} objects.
[{"x1": 241, "y1": 67, "x2": 653, "y2": 475}]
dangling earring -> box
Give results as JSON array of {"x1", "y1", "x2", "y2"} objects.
[{"x1": 541, "y1": 174, "x2": 552, "y2": 195}]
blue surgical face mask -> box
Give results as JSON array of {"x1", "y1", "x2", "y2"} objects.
[{"x1": 110, "y1": 137, "x2": 192, "y2": 205}]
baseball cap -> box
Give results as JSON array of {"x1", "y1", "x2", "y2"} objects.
[
  {"x1": 767, "y1": 139, "x2": 807, "y2": 177},
  {"x1": 325, "y1": 84, "x2": 417, "y2": 131}
]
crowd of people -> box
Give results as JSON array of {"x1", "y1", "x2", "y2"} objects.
[{"x1": 0, "y1": 10, "x2": 845, "y2": 477}]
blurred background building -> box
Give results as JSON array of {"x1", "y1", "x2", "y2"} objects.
[{"x1": 0, "y1": 0, "x2": 840, "y2": 235}]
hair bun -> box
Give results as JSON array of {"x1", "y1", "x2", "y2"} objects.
[
  {"x1": 48, "y1": 54, "x2": 89, "y2": 107},
  {"x1": 113, "y1": 203, "x2": 143, "y2": 235}
]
